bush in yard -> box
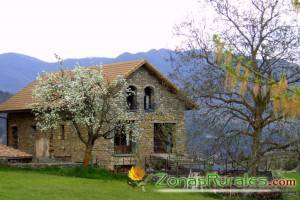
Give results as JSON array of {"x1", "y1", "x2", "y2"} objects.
[{"x1": 283, "y1": 159, "x2": 299, "y2": 171}]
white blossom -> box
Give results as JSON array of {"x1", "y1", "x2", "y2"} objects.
[{"x1": 31, "y1": 65, "x2": 141, "y2": 148}]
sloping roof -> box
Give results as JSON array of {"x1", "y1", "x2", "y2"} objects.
[
  {"x1": 0, "y1": 144, "x2": 32, "y2": 159},
  {"x1": 0, "y1": 59, "x2": 196, "y2": 112}
]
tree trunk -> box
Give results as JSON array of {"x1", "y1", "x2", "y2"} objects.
[
  {"x1": 83, "y1": 145, "x2": 93, "y2": 168},
  {"x1": 249, "y1": 129, "x2": 261, "y2": 176}
]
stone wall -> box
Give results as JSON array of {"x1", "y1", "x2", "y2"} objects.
[
  {"x1": 7, "y1": 112, "x2": 36, "y2": 156},
  {"x1": 6, "y1": 65, "x2": 187, "y2": 169},
  {"x1": 126, "y1": 67, "x2": 187, "y2": 157}
]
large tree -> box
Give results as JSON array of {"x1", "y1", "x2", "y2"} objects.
[
  {"x1": 32, "y1": 64, "x2": 139, "y2": 167},
  {"x1": 172, "y1": 0, "x2": 300, "y2": 175}
]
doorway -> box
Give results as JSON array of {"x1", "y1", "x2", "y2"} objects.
[
  {"x1": 35, "y1": 135, "x2": 49, "y2": 159},
  {"x1": 154, "y1": 123, "x2": 175, "y2": 153}
]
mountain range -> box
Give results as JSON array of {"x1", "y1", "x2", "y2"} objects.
[{"x1": 0, "y1": 49, "x2": 174, "y2": 93}]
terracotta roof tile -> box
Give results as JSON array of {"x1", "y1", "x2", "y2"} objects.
[
  {"x1": 0, "y1": 59, "x2": 196, "y2": 112},
  {"x1": 0, "y1": 144, "x2": 32, "y2": 158}
]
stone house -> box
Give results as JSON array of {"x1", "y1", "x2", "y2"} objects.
[{"x1": 0, "y1": 60, "x2": 195, "y2": 170}]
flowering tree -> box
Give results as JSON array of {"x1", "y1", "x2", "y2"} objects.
[
  {"x1": 32, "y1": 64, "x2": 139, "y2": 167},
  {"x1": 172, "y1": 0, "x2": 300, "y2": 175}
]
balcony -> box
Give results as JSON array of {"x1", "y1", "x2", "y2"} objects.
[{"x1": 114, "y1": 145, "x2": 133, "y2": 155}]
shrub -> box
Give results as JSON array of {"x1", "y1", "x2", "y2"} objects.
[{"x1": 283, "y1": 159, "x2": 298, "y2": 171}]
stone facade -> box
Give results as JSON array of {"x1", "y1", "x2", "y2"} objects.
[{"x1": 6, "y1": 66, "x2": 187, "y2": 170}]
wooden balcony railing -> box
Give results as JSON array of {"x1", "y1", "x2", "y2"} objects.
[{"x1": 114, "y1": 145, "x2": 133, "y2": 154}]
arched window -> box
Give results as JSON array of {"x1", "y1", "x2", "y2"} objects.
[
  {"x1": 144, "y1": 86, "x2": 154, "y2": 111},
  {"x1": 127, "y1": 86, "x2": 137, "y2": 110}
]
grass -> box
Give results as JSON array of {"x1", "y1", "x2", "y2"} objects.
[
  {"x1": 283, "y1": 171, "x2": 300, "y2": 191},
  {"x1": 0, "y1": 166, "x2": 299, "y2": 200},
  {"x1": 0, "y1": 165, "x2": 127, "y2": 180},
  {"x1": 273, "y1": 170, "x2": 300, "y2": 192},
  {"x1": 0, "y1": 166, "x2": 218, "y2": 200}
]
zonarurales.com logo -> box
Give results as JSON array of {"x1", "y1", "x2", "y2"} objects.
[
  {"x1": 127, "y1": 166, "x2": 297, "y2": 193},
  {"x1": 156, "y1": 173, "x2": 269, "y2": 188}
]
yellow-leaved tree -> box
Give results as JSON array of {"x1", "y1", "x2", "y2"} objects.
[{"x1": 172, "y1": 0, "x2": 300, "y2": 175}]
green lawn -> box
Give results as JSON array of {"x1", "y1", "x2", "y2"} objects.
[
  {"x1": 0, "y1": 167, "x2": 299, "y2": 200},
  {"x1": 283, "y1": 172, "x2": 300, "y2": 191},
  {"x1": 0, "y1": 169, "x2": 217, "y2": 200}
]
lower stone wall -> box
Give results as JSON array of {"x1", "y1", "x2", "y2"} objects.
[{"x1": 7, "y1": 111, "x2": 186, "y2": 170}]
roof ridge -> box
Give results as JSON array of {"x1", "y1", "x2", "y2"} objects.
[
  {"x1": 102, "y1": 59, "x2": 145, "y2": 67},
  {"x1": 0, "y1": 59, "x2": 197, "y2": 112}
]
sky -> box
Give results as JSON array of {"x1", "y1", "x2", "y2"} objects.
[{"x1": 0, "y1": 0, "x2": 199, "y2": 61}]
